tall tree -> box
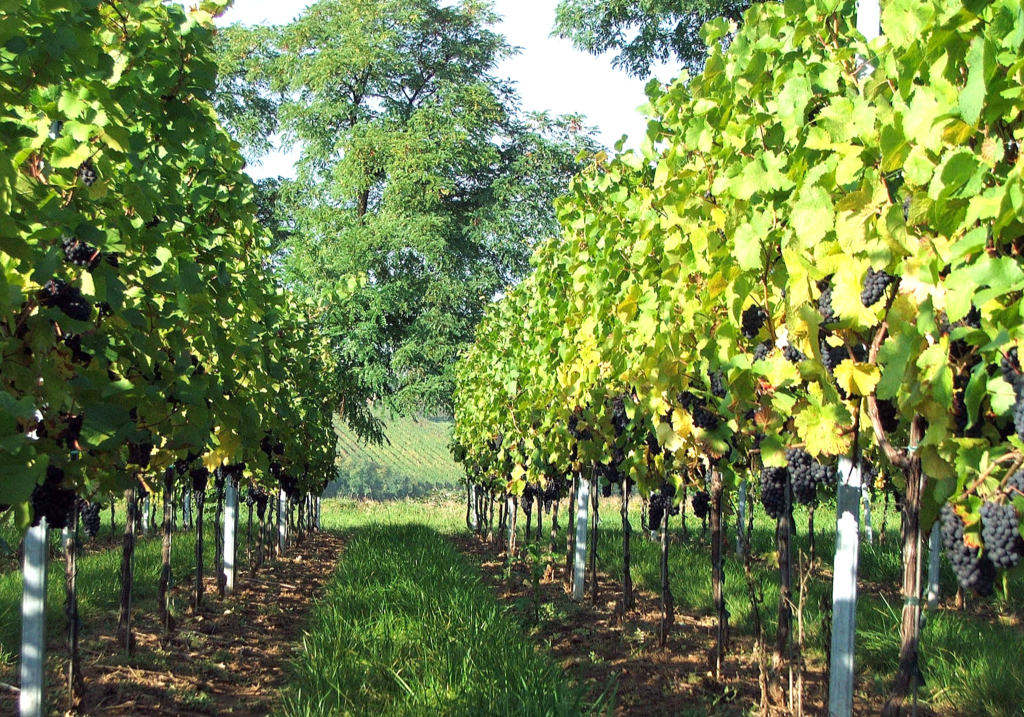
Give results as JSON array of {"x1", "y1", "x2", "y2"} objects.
[
  {"x1": 219, "y1": 0, "x2": 596, "y2": 414},
  {"x1": 553, "y1": 0, "x2": 750, "y2": 77}
]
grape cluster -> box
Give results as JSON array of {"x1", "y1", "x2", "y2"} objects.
[
  {"x1": 77, "y1": 161, "x2": 98, "y2": 186},
  {"x1": 1009, "y1": 469, "x2": 1024, "y2": 497},
  {"x1": 678, "y1": 390, "x2": 718, "y2": 429},
  {"x1": 759, "y1": 466, "x2": 789, "y2": 519},
  {"x1": 817, "y1": 279, "x2": 835, "y2": 323},
  {"x1": 522, "y1": 484, "x2": 536, "y2": 515},
  {"x1": 610, "y1": 395, "x2": 628, "y2": 436},
  {"x1": 252, "y1": 488, "x2": 269, "y2": 519},
  {"x1": 742, "y1": 305, "x2": 768, "y2": 338},
  {"x1": 61, "y1": 236, "x2": 100, "y2": 269},
  {"x1": 692, "y1": 490, "x2": 710, "y2": 519},
  {"x1": 860, "y1": 267, "x2": 895, "y2": 306},
  {"x1": 753, "y1": 340, "x2": 772, "y2": 361},
  {"x1": 80, "y1": 501, "x2": 102, "y2": 538},
  {"x1": 860, "y1": 459, "x2": 879, "y2": 490},
  {"x1": 1000, "y1": 347, "x2": 1019, "y2": 382},
  {"x1": 692, "y1": 405, "x2": 718, "y2": 429},
  {"x1": 190, "y1": 466, "x2": 209, "y2": 492},
  {"x1": 783, "y1": 344, "x2": 806, "y2": 364},
  {"x1": 31, "y1": 466, "x2": 77, "y2": 529},
  {"x1": 38, "y1": 279, "x2": 91, "y2": 321},
  {"x1": 980, "y1": 501, "x2": 1023, "y2": 570},
  {"x1": 1001, "y1": 364, "x2": 1024, "y2": 442},
  {"x1": 648, "y1": 483, "x2": 678, "y2": 528},
  {"x1": 786, "y1": 448, "x2": 832, "y2": 505},
  {"x1": 709, "y1": 370, "x2": 726, "y2": 398},
  {"x1": 939, "y1": 504, "x2": 995, "y2": 596},
  {"x1": 541, "y1": 478, "x2": 561, "y2": 509},
  {"x1": 820, "y1": 338, "x2": 845, "y2": 373}
]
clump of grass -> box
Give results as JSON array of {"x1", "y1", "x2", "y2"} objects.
[{"x1": 278, "y1": 520, "x2": 607, "y2": 717}]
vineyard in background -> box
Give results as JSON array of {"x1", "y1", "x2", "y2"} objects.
[{"x1": 330, "y1": 414, "x2": 461, "y2": 499}]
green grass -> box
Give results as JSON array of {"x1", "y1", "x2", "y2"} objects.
[
  {"x1": 280, "y1": 500, "x2": 608, "y2": 717},
  {"x1": 579, "y1": 492, "x2": 1024, "y2": 717},
  {"x1": 331, "y1": 413, "x2": 461, "y2": 499}
]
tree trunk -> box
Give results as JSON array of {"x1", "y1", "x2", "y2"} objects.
[
  {"x1": 590, "y1": 475, "x2": 599, "y2": 605},
  {"x1": 194, "y1": 487, "x2": 206, "y2": 611},
  {"x1": 64, "y1": 503, "x2": 82, "y2": 708},
  {"x1": 659, "y1": 500, "x2": 674, "y2": 647},
  {"x1": 549, "y1": 497, "x2": 560, "y2": 573},
  {"x1": 883, "y1": 418, "x2": 926, "y2": 717},
  {"x1": 710, "y1": 468, "x2": 728, "y2": 678},
  {"x1": 158, "y1": 469, "x2": 175, "y2": 634},
  {"x1": 356, "y1": 188, "x2": 369, "y2": 219},
  {"x1": 116, "y1": 487, "x2": 136, "y2": 653},
  {"x1": 110, "y1": 499, "x2": 116, "y2": 540},
  {"x1": 621, "y1": 479, "x2": 634, "y2": 611}
]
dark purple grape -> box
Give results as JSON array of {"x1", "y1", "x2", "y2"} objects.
[
  {"x1": 742, "y1": 305, "x2": 768, "y2": 338},
  {"x1": 860, "y1": 267, "x2": 895, "y2": 306}
]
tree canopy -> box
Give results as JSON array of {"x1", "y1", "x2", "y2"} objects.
[
  {"x1": 553, "y1": 0, "x2": 750, "y2": 77},
  {"x1": 217, "y1": 0, "x2": 597, "y2": 414}
]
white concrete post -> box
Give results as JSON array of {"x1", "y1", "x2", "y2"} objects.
[
  {"x1": 470, "y1": 484, "x2": 479, "y2": 531},
  {"x1": 506, "y1": 495, "x2": 515, "y2": 546},
  {"x1": 223, "y1": 477, "x2": 237, "y2": 594},
  {"x1": 141, "y1": 495, "x2": 150, "y2": 533},
  {"x1": 316, "y1": 496, "x2": 322, "y2": 530},
  {"x1": 278, "y1": 489, "x2": 287, "y2": 553},
  {"x1": 862, "y1": 490, "x2": 874, "y2": 545},
  {"x1": 829, "y1": 457, "x2": 862, "y2": 717},
  {"x1": 572, "y1": 474, "x2": 590, "y2": 601},
  {"x1": 19, "y1": 519, "x2": 48, "y2": 717},
  {"x1": 927, "y1": 527, "x2": 941, "y2": 610}
]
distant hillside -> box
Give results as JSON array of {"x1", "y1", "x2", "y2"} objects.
[{"x1": 329, "y1": 414, "x2": 463, "y2": 499}]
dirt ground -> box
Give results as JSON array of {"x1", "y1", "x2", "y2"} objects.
[
  {"x1": 451, "y1": 530, "x2": 903, "y2": 717},
  {"x1": 1, "y1": 529, "x2": 344, "y2": 717}
]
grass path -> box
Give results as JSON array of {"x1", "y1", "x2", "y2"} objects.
[{"x1": 279, "y1": 503, "x2": 608, "y2": 717}]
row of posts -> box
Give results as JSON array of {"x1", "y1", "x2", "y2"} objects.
[{"x1": 18, "y1": 479, "x2": 322, "y2": 717}]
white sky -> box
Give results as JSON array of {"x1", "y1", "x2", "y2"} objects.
[{"x1": 205, "y1": 0, "x2": 682, "y2": 179}]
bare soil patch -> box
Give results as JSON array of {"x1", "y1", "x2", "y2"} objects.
[
  {"x1": 452, "y1": 532, "x2": 841, "y2": 717},
  {"x1": 2, "y1": 530, "x2": 343, "y2": 717}
]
